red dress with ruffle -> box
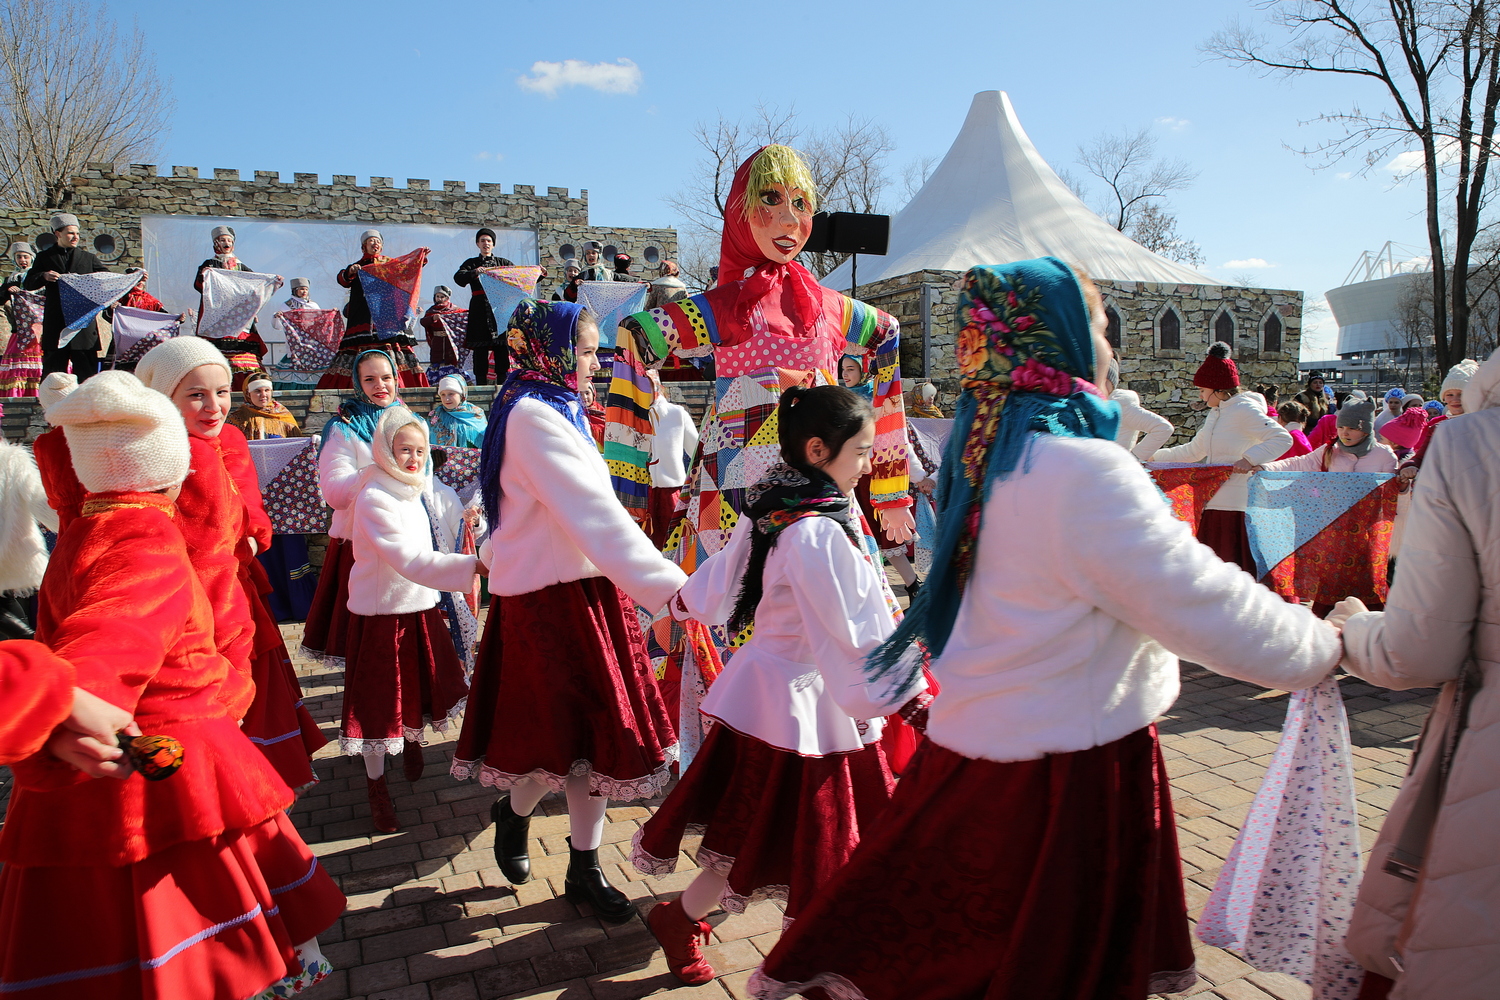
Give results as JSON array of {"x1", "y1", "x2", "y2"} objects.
[
  {"x1": 218, "y1": 426, "x2": 330, "y2": 789},
  {"x1": 0, "y1": 493, "x2": 345, "y2": 999}
]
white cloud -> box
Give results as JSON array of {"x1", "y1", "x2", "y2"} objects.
[
  {"x1": 1336, "y1": 171, "x2": 1353, "y2": 180},
  {"x1": 1155, "y1": 116, "x2": 1191, "y2": 131},
  {"x1": 473, "y1": 151, "x2": 501, "y2": 161},
  {"x1": 517, "y1": 58, "x2": 641, "y2": 98},
  {"x1": 1386, "y1": 136, "x2": 1461, "y2": 176},
  {"x1": 1221, "y1": 258, "x2": 1275, "y2": 269}
]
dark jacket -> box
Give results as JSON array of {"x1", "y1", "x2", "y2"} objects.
[
  {"x1": 24, "y1": 244, "x2": 110, "y2": 351},
  {"x1": 453, "y1": 254, "x2": 514, "y2": 347}
]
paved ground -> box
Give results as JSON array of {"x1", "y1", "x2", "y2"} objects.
[
  {"x1": 0, "y1": 620, "x2": 1433, "y2": 1000},
  {"x1": 274, "y1": 618, "x2": 1433, "y2": 1000}
]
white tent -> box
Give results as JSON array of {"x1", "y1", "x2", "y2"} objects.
[{"x1": 824, "y1": 91, "x2": 1212, "y2": 290}]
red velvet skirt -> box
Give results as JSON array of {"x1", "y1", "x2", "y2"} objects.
[
  {"x1": 750, "y1": 727, "x2": 1197, "y2": 1000},
  {"x1": 241, "y1": 572, "x2": 328, "y2": 791},
  {"x1": 1196, "y1": 509, "x2": 1256, "y2": 575},
  {"x1": 339, "y1": 607, "x2": 469, "y2": 756},
  {"x1": 300, "y1": 537, "x2": 353, "y2": 663},
  {"x1": 315, "y1": 344, "x2": 428, "y2": 390},
  {"x1": 645, "y1": 485, "x2": 683, "y2": 550},
  {"x1": 0, "y1": 811, "x2": 345, "y2": 1000},
  {"x1": 631, "y1": 723, "x2": 894, "y2": 919},
  {"x1": 452, "y1": 576, "x2": 677, "y2": 800}
]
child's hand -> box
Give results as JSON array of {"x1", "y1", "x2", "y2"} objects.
[
  {"x1": 63, "y1": 688, "x2": 136, "y2": 746},
  {"x1": 46, "y1": 730, "x2": 132, "y2": 780},
  {"x1": 1325, "y1": 597, "x2": 1369, "y2": 631}
]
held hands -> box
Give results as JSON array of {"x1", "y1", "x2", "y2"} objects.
[
  {"x1": 49, "y1": 689, "x2": 140, "y2": 779},
  {"x1": 1232, "y1": 458, "x2": 1256, "y2": 474},
  {"x1": 877, "y1": 505, "x2": 916, "y2": 544},
  {"x1": 1324, "y1": 597, "x2": 1369, "y2": 632}
]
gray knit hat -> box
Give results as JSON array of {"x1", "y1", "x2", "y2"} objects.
[
  {"x1": 434, "y1": 285, "x2": 452, "y2": 298},
  {"x1": 49, "y1": 213, "x2": 79, "y2": 232},
  {"x1": 360, "y1": 228, "x2": 382, "y2": 243},
  {"x1": 8, "y1": 242, "x2": 32, "y2": 257},
  {"x1": 210, "y1": 225, "x2": 235, "y2": 240},
  {"x1": 1336, "y1": 397, "x2": 1377, "y2": 456},
  {"x1": 291, "y1": 277, "x2": 310, "y2": 290}
]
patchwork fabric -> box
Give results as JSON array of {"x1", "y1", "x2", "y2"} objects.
[
  {"x1": 575, "y1": 280, "x2": 648, "y2": 349},
  {"x1": 475, "y1": 265, "x2": 543, "y2": 334},
  {"x1": 358, "y1": 247, "x2": 429, "y2": 337},
  {"x1": 197, "y1": 268, "x2": 281, "y2": 340},
  {"x1": 57, "y1": 270, "x2": 143, "y2": 347},
  {"x1": 275, "y1": 309, "x2": 344, "y2": 371},
  {"x1": 1245, "y1": 472, "x2": 1395, "y2": 581},
  {"x1": 109, "y1": 306, "x2": 183, "y2": 366},
  {"x1": 1262, "y1": 480, "x2": 1398, "y2": 607},
  {"x1": 257, "y1": 439, "x2": 330, "y2": 534}
]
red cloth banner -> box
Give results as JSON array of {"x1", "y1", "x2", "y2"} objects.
[
  {"x1": 1265, "y1": 479, "x2": 1399, "y2": 607},
  {"x1": 1149, "y1": 465, "x2": 1235, "y2": 532}
]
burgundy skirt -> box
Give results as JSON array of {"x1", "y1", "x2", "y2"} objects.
[
  {"x1": 240, "y1": 578, "x2": 328, "y2": 790},
  {"x1": 0, "y1": 811, "x2": 345, "y2": 1000},
  {"x1": 632, "y1": 722, "x2": 894, "y2": 919},
  {"x1": 339, "y1": 607, "x2": 469, "y2": 756},
  {"x1": 1196, "y1": 509, "x2": 1256, "y2": 575},
  {"x1": 451, "y1": 576, "x2": 677, "y2": 800},
  {"x1": 645, "y1": 485, "x2": 683, "y2": 550},
  {"x1": 299, "y1": 537, "x2": 353, "y2": 663},
  {"x1": 750, "y1": 726, "x2": 1197, "y2": 1000}
]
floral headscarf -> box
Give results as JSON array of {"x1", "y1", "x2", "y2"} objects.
[
  {"x1": 867, "y1": 258, "x2": 1119, "y2": 689},
  {"x1": 479, "y1": 299, "x2": 591, "y2": 527}
]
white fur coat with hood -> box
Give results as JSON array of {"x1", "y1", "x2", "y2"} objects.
[{"x1": 0, "y1": 439, "x2": 57, "y2": 594}]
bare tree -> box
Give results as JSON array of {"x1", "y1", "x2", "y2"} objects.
[
  {"x1": 1076, "y1": 128, "x2": 1198, "y2": 232},
  {"x1": 1127, "y1": 202, "x2": 1207, "y2": 266},
  {"x1": 0, "y1": 0, "x2": 173, "y2": 209},
  {"x1": 900, "y1": 155, "x2": 938, "y2": 203},
  {"x1": 1205, "y1": 0, "x2": 1500, "y2": 371},
  {"x1": 667, "y1": 105, "x2": 895, "y2": 280}
]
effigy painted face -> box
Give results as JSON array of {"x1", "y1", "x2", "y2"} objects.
[{"x1": 749, "y1": 182, "x2": 814, "y2": 265}]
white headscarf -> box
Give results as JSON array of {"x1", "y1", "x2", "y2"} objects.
[
  {"x1": 437, "y1": 375, "x2": 467, "y2": 403},
  {"x1": 371, "y1": 406, "x2": 429, "y2": 490}
]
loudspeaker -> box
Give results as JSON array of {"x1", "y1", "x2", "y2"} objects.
[
  {"x1": 826, "y1": 212, "x2": 890, "y2": 256},
  {"x1": 804, "y1": 212, "x2": 831, "y2": 254}
]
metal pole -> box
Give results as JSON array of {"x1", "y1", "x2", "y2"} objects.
[
  {"x1": 920, "y1": 283, "x2": 932, "y2": 377},
  {"x1": 851, "y1": 253, "x2": 857, "y2": 298}
]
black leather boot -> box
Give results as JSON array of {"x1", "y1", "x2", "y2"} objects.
[
  {"x1": 564, "y1": 836, "x2": 635, "y2": 923},
  {"x1": 490, "y1": 796, "x2": 532, "y2": 884}
]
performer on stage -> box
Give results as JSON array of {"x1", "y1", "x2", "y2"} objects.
[
  {"x1": 137, "y1": 338, "x2": 327, "y2": 793},
  {"x1": 24, "y1": 214, "x2": 114, "y2": 381},
  {"x1": 750, "y1": 259, "x2": 1348, "y2": 1000},
  {"x1": 193, "y1": 225, "x2": 270, "y2": 388},
  {"x1": 453, "y1": 228, "x2": 515, "y2": 386},
  {"x1": 420, "y1": 285, "x2": 463, "y2": 369},
  {"x1": 0, "y1": 241, "x2": 41, "y2": 397},
  {"x1": 319, "y1": 230, "x2": 426, "y2": 388},
  {"x1": 634, "y1": 384, "x2": 927, "y2": 985},
  {"x1": 451, "y1": 300, "x2": 685, "y2": 925},
  {"x1": 303, "y1": 349, "x2": 404, "y2": 663},
  {"x1": 0, "y1": 372, "x2": 344, "y2": 999}
]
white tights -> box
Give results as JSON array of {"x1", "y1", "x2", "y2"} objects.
[
  {"x1": 679, "y1": 869, "x2": 729, "y2": 921},
  {"x1": 886, "y1": 550, "x2": 918, "y2": 587},
  {"x1": 363, "y1": 754, "x2": 384, "y2": 780},
  {"x1": 505, "y1": 773, "x2": 609, "y2": 851}
]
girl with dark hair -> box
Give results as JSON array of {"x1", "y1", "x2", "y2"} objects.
[{"x1": 632, "y1": 383, "x2": 928, "y2": 986}]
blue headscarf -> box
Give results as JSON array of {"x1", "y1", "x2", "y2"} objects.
[
  {"x1": 479, "y1": 299, "x2": 592, "y2": 527},
  {"x1": 429, "y1": 375, "x2": 488, "y2": 448},
  {"x1": 866, "y1": 258, "x2": 1119, "y2": 692},
  {"x1": 319, "y1": 347, "x2": 403, "y2": 455}
]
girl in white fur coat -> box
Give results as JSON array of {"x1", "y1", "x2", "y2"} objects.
[
  {"x1": 342, "y1": 406, "x2": 480, "y2": 832},
  {"x1": 0, "y1": 438, "x2": 55, "y2": 639}
]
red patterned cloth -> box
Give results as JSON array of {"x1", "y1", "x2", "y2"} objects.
[
  {"x1": 1265, "y1": 479, "x2": 1398, "y2": 607},
  {"x1": 751, "y1": 727, "x2": 1197, "y2": 1000},
  {"x1": 451, "y1": 576, "x2": 677, "y2": 800},
  {"x1": 339, "y1": 608, "x2": 469, "y2": 755},
  {"x1": 299, "y1": 538, "x2": 353, "y2": 664},
  {"x1": 631, "y1": 723, "x2": 894, "y2": 919},
  {"x1": 0, "y1": 811, "x2": 343, "y2": 1000},
  {"x1": 1149, "y1": 465, "x2": 1235, "y2": 532}
]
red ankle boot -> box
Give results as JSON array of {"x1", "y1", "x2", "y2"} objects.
[
  {"x1": 647, "y1": 898, "x2": 714, "y2": 985},
  {"x1": 367, "y1": 774, "x2": 399, "y2": 833}
]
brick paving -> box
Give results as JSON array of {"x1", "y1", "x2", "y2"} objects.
[{"x1": 0, "y1": 620, "x2": 1433, "y2": 1000}]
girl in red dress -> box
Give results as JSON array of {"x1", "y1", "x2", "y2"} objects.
[
  {"x1": 0, "y1": 372, "x2": 344, "y2": 999},
  {"x1": 342, "y1": 406, "x2": 477, "y2": 831},
  {"x1": 137, "y1": 337, "x2": 326, "y2": 793},
  {"x1": 452, "y1": 300, "x2": 686, "y2": 924},
  {"x1": 633, "y1": 385, "x2": 929, "y2": 984}
]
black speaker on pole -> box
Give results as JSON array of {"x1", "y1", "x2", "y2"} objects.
[
  {"x1": 825, "y1": 212, "x2": 890, "y2": 256},
  {"x1": 804, "y1": 212, "x2": 832, "y2": 254}
]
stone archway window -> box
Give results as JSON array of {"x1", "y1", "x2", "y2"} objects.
[
  {"x1": 1105, "y1": 305, "x2": 1122, "y2": 349},
  {"x1": 1159, "y1": 308, "x2": 1181, "y2": 351},
  {"x1": 1214, "y1": 310, "x2": 1234, "y2": 345},
  {"x1": 1263, "y1": 312, "x2": 1283, "y2": 353}
]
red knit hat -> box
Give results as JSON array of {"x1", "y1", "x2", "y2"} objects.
[
  {"x1": 1378, "y1": 406, "x2": 1427, "y2": 450},
  {"x1": 1193, "y1": 342, "x2": 1239, "y2": 391}
]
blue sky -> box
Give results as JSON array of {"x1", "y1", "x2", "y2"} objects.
[{"x1": 126, "y1": 0, "x2": 1436, "y2": 359}]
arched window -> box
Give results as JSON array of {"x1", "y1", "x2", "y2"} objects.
[
  {"x1": 1158, "y1": 308, "x2": 1181, "y2": 351},
  {"x1": 1214, "y1": 310, "x2": 1234, "y2": 345},
  {"x1": 1263, "y1": 311, "x2": 1283, "y2": 354},
  {"x1": 1105, "y1": 305, "x2": 1122, "y2": 349}
]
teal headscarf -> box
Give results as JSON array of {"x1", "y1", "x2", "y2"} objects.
[
  {"x1": 867, "y1": 258, "x2": 1120, "y2": 691},
  {"x1": 319, "y1": 347, "x2": 403, "y2": 455}
]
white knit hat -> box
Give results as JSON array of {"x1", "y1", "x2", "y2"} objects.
[
  {"x1": 1441, "y1": 359, "x2": 1480, "y2": 397},
  {"x1": 135, "y1": 336, "x2": 232, "y2": 396},
  {"x1": 37, "y1": 372, "x2": 78, "y2": 417},
  {"x1": 46, "y1": 372, "x2": 189, "y2": 494},
  {"x1": 360, "y1": 228, "x2": 382, "y2": 243},
  {"x1": 437, "y1": 375, "x2": 467, "y2": 398}
]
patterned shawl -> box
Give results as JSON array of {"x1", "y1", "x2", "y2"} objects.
[
  {"x1": 867, "y1": 258, "x2": 1120, "y2": 689},
  {"x1": 479, "y1": 299, "x2": 591, "y2": 527}
]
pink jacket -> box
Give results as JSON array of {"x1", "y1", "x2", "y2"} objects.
[{"x1": 1261, "y1": 442, "x2": 1397, "y2": 474}]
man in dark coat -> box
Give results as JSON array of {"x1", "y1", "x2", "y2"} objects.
[
  {"x1": 23, "y1": 213, "x2": 112, "y2": 380},
  {"x1": 452, "y1": 227, "x2": 514, "y2": 385}
]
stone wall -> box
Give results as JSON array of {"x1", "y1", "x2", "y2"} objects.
[
  {"x1": 854, "y1": 270, "x2": 1303, "y2": 445},
  {"x1": 0, "y1": 163, "x2": 676, "y2": 275}
]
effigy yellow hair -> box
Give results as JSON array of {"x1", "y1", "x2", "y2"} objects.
[{"x1": 740, "y1": 145, "x2": 819, "y2": 221}]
